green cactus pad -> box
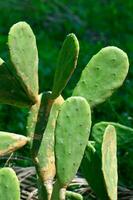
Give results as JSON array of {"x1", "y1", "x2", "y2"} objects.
[
  {"x1": 73, "y1": 46, "x2": 129, "y2": 107},
  {"x1": 91, "y1": 121, "x2": 133, "y2": 147},
  {"x1": 52, "y1": 33, "x2": 79, "y2": 99},
  {"x1": 66, "y1": 191, "x2": 83, "y2": 200},
  {"x1": 102, "y1": 125, "x2": 117, "y2": 200},
  {"x1": 37, "y1": 96, "x2": 64, "y2": 179},
  {"x1": 8, "y1": 21, "x2": 39, "y2": 103},
  {"x1": 55, "y1": 96, "x2": 91, "y2": 186},
  {"x1": 0, "y1": 132, "x2": 28, "y2": 156},
  {"x1": 81, "y1": 141, "x2": 108, "y2": 200},
  {"x1": 0, "y1": 167, "x2": 20, "y2": 200},
  {"x1": 37, "y1": 95, "x2": 64, "y2": 199},
  {"x1": 0, "y1": 58, "x2": 32, "y2": 107}
]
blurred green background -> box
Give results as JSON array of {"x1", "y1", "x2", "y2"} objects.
[{"x1": 0, "y1": 0, "x2": 133, "y2": 189}]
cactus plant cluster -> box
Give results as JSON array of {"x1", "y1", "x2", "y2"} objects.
[{"x1": 0, "y1": 21, "x2": 131, "y2": 200}]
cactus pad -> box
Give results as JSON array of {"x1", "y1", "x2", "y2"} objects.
[
  {"x1": 73, "y1": 46, "x2": 129, "y2": 107},
  {"x1": 0, "y1": 167, "x2": 20, "y2": 200},
  {"x1": 91, "y1": 121, "x2": 133, "y2": 147},
  {"x1": 37, "y1": 96, "x2": 64, "y2": 179},
  {"x1": 52, "y1": 33, "x2": 79, "y2": 99},
  {"x1": 0, "y1": 132, "x2": 28, "y2": 156},
  {"x1": 102, "y1": 125, "x2": 117, "y2": 200},
  {"x1": 37, "y1": 95, "x2": 64, "y2": 199},
  {"x1": 55, "y1": 96, "x2": 91, "y2": 186},
  {"x1": 8, "y1": 22, "x2": 39, "y2": 103}
]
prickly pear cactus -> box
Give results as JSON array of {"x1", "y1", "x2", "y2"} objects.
[
  {"x1": 0, "y1": 21, "x2": 130, "y2": 200},
  {"x1": 73, "y1": 46, "x2": 129, "y2": 107},
  {"x1": 0, "y1": 167, "x2": 20, "y2": 200}
]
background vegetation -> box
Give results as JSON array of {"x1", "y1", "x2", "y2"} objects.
[{"x1": 0, "y1": 0, "x2": 133, "y2": 190}]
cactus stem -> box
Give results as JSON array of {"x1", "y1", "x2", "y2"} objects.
[{"x1": 51, "y1": 180, "x2": 67, "y2": 200}]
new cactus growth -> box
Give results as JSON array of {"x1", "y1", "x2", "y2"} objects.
[
  {"x1": 0, "y1": 168, "x2": 20, "y2": 200},
  {"x1": 66, "y1": 191, "x2": 83, "y2": 200},
  {"x1": 0, "y1": 21, "x2": 130, "y2": 200}
]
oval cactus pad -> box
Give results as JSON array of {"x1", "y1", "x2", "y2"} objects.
[
  {"x1": 73, "y1": 46, "x2": 129, "y2": 107},
  {"x1": 0, "y1": 132, "x2": 28, "y2": 156},
  {"x1": 102, "y1": 125, "x2": 118, "y2": 200},
  {"x1": 55, "y1": 96, "x2": 91, "y2": 186},
  {"x1": 8, "y1": 22, "x2": 39, "y2": 103},
  {"x1": 52, "y1": 33, "x2": 79, "y2": 99}
]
